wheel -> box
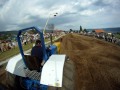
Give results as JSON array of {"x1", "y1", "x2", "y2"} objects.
[
  {"x1": 6, "y1": 72, "x2": 23, "y2": 90},
  {"x1": 48, "y1": 59, "x2": 75, "y2": 90}
]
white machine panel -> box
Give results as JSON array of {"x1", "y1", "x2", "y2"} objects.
[
  {"x1": 40, "y1": 55, "x2": 66, "y2": 87},
  {"x1": 6, "y1": 54, "x2": 26, "y2": 77}
]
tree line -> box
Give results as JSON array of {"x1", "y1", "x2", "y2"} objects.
[{"x1": 69, "y1": 26, "x2": 88, "y2": 33}]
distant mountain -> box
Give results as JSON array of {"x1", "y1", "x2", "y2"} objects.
[
  {"x1": 103, "y1": 27, "x2": 120, "y2": 33},
  {"x1": 0, "y1": 30, "x2": 18, "y2": 35},
  {"x1": 0, "y1": 29, "x2": 56, "y2": 35},
  {"x1": 87, "y1": 27, "x2": 120, "y2": 33}
]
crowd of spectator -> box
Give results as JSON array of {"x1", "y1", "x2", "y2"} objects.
[
  {"x1": 0, "y1": 40, "x2": 17, "y2": 52},
  {"x1": 78, "y1": 31, "x2": 120, "y2": 46},
  {"x1": 0, "y1": 31, "x2": 65, "y2": 53}
]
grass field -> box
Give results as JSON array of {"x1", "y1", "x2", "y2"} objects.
[
  {"x1": 0, "y1": 42, "x2": 33, "y2": 61},
  {"x1": 0, "y1": 36, "x2": 56, "y2": 62},
  {"x1": 115, "y1": 34, "x2": 120, "y2": 39}
]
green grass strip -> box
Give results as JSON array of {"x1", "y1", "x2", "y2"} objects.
[{"x1": 0, "y1": 36, "x2": 56, "y2": 61}]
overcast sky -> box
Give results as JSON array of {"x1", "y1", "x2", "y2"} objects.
[{"x1": 0, "y1": 0, "x2": 120, "y2": 31}]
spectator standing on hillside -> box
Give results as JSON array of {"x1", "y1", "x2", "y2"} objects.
[
  {"x1": 1, "y1": 42, "x2": 4, "y2": 52},
  {"x1": 12, "y1": 41, "x2": 16, "y2": 49},
  {"x1": 0, "y1": 42, "x2": 2, "y2": 52},
  {"x1": 105, "y1": 35, "x2": 107, "y2": 41},
  {"x1": 113, "y1": 37, "x2": 117, "y2": 43}
]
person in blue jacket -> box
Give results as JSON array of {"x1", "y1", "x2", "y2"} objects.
[{"x1": 31, "y1": 40, "x2": 43, "y2": 67}]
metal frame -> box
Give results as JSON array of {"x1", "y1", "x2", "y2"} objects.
[
  {"x1": 16, "y1": 26, "x2": 49, "y2": 90},
  {"x1": 6, "y1": 26, "x2": 65, "y2": 90},
  {"x1": 17, "y1": 26, "x2": 48, "y2": 67}
]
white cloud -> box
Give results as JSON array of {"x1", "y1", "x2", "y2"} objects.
[
  {"x1": 6, "y1": 24, "x2": 20, "y2": 31},
  {"x1": 0, "y1": 0, "x2": 120, "y2": 31},
  {"x1": 102, "y1": 0, "x2": 120, "y2": 6},
  {"x1": 80, "y1": 8, "x2": 104, "y2": 16},
  {"x1": 80, "y1": 0, "x2": 98, "y2": 7},
  {"x1": 50, "y1": 4, "x2": 78, "y2": 16},
  {"x1": 18, "y1": 15, "x2": 34, "y2": 24}
]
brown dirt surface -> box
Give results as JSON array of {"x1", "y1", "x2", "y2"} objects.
[
  {"x1": 0, "y1": 65, "x2": 7, "y2": 89},
  {"x1": 60, "y1": 33, "x2": 120, "y2": 90}
]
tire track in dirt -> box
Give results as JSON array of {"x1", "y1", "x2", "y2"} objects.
[
  {"x1": 88, "y1": 57, "x2": 113, "y2": 90},
  {"x1": 60, "y1": 33, "x2": 120, "y2": 90}
]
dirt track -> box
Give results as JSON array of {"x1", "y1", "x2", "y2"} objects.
[
  {"x1": 0, "y1": 33, "x2": 120, "y2": 90},
  {"x1": 0, "y1": 65, "x2": 7, "y2": 89},
  {"x1": 60, "y1": 33, "x2": 120, "y2": 90}
]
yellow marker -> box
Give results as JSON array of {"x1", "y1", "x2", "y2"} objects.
[{"x1": 53, "y1": 42, "x2": 61, "y2": 53}]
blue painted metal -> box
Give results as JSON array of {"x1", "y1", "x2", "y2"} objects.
[
  {"x1": 46, "y1": 45, "x2": 57, "y2": 59},
  {"x1": 17, "y1": 26, "x2": 59, "y2": 90},
  {"x1": 17, "y1": 27, "x2": 48, "y2": 67},
  {"x1": 22, "y1": 78, "x2": 48, "y2": 90},
  {"x1": 17, "y1": 27, "x2": 48, "y2": 90},
  {"x1": 50, "y1": 45, "x2": 57, "y2": 54}
]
